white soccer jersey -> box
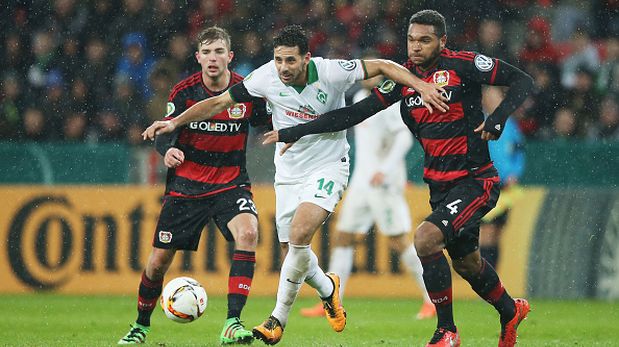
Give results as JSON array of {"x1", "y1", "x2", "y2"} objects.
[
  {"x1": 243, "y1": 57, "x2": 366, "y2": 182},
  {"x1": 349, "y1": 88, "x2": 410, "y2": 190}
]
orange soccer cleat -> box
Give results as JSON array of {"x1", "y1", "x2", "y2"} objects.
[
  {"x1": 416, "y1": 301, "x2": 437, "y2": 320},
  {"x1": 252, "y1": 316, "x2": 284, "y2": 345},
  {"x1": 300, "y1": 302, "x2": 325, "y2": 317},
  {"x1": 426, "y1": 327, "x2": 461, "y2": 347},
  {"x1": 322, "y1": 272, "x2": 347, "y2": 332},
  {"x1": 498, "y1": 298, "x2": 530, "y2": 347}
]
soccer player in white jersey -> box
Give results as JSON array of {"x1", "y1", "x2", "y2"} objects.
[
  {"x1": 142, "y1": 25, "x2": 448, "y2": 345},
  {"x1": 300, "y1": 71, "x2": 436, "y2": 321}
]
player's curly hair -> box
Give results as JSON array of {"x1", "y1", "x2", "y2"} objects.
[
  {"x1": 196, "y1": 26, "x2": 231, "y2": 50},
  {"x1": 409, "y1": 10, "x2": 447, "y2": 37},
  {"x1": 273, "y1": 24, "x2": 309, "y2": 54}
]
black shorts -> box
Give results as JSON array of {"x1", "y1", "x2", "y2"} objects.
[
  {"x1": 153, "y1": 187, "x2": 258, "y2": 250},
  {"x1": 425, "y1": 175, "x2": 500, "y2": 259}
]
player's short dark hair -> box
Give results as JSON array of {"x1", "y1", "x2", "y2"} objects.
[
  {"x1": 409, "y1": 10, "x2": 447, "y2": 37},
  {"x1": 196, "y1": 26, "x2": 231, "y2": 50},
  {"x1": 273, "y1": 25, "x2": 309, "y2": 54}
]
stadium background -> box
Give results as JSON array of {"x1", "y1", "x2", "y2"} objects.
[{"x1": 1, "y1": 0, "x2": 618, "y2": 302}]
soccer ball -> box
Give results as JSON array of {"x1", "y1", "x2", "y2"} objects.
[{"x1": 160, "y1": 276, "x2": 208, "y2": 323}]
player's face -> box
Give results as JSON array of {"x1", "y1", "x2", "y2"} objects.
[
  {"x1": 195, "y1": 39, "x2": 233, "y2": 79},
  {"x1": 273, "y1": 45, "x2": 311, "y2": 85},
  {"x1": 407, "y1": 23, "x2": 446, "y2": 68}
]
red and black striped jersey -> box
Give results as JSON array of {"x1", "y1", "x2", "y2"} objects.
[
  {"x1": 162, "y1": 71, "x2": 270, "y2": 198},
  {"x1": 373, "y1": 49, "x2": 508, "y2": 187}
]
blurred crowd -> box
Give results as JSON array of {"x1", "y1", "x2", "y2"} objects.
[{"x1": 1, "y1": 0, "x2": 618, "y2": 145}]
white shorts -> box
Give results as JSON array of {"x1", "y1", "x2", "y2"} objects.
[
  {"x1": 336, "y1": 185, "x2": 411, "y2": 236},
  {"x1": 275, "y1": 160, "x2": 349, "y2": 243}
]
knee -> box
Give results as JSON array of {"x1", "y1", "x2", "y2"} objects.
[
  {"x1": 414, "y1": 222, "x2": 444, "y2": 256},
  {"x1": 453, "y1": 258, "x2": 481, "y2": 278},
  {"x1": 388, "y1": 235, "x2": 408, "y2": 253},
  {"x1": 146, "y1": 258, "x2": 168, "y2": 281},
  {"x1": 289, "y1": 226, "x2": 313, "y2": 245},
  {"x1": 235, "y1": 226, "x2": 259, "y2": 249}
]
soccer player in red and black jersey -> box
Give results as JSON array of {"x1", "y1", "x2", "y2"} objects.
[
  {"x1": 263, "y1": 10, "x2": 534, "y2": 347},
  {"x1": 118, "y1": 27, "x2": 270, "y2": 346}
]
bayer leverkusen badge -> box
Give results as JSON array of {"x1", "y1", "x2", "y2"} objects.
[
  {"x1": 433, "y1": 70, "x2": 450, "y2": 87},
  {"x1": 228, "y1": 103, "x2": 247, "y2": 119}
]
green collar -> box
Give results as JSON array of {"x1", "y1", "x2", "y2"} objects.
[{"x1": 291, "y1": 59, "x2": 318, "y2": 93}]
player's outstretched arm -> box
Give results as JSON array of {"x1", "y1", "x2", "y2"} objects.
[
  {"x1": 475, "y1": 61, "x2": 534, "y2": 140},
  {"x1": 263, "y1": 92, "x2": 386, "y2": 150},
  {"x1": 142, "y1": 91, "x2": 236, "y2": 140},
  {"x1": 363, "y1": 59, "x2": 449, "y2": 113}
]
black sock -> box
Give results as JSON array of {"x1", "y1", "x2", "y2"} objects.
[
  {"x1": 480, "y1": 246, "x2": 499, "y2": 268},
  {"x1": 419, "y1": 252, "x2": 455, "y2": 331},
  {"x1": 462, "y1": 259, "x2": 515, "y2": 325},
  {"x1": 227, "y1": 250, "x2": 256, "y2": 319},
  {"x1": 136, "y1": 272, "x2": 163, "y2": 326}
]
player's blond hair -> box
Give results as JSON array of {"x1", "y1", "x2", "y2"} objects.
[{"x1": 196, "y1": 26, "x2": 231, "y2": 50}]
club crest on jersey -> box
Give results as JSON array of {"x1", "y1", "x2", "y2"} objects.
[
  {"x1": 165, "y1": 102, "x2": 175, "y2": 117},
  {"x1": 433, "y1": 70, "x2": 450, "y2": 87},
  {"x1": 474, "y1": 54, "x2": 494, "y2": 72},
  {"x1": 159, "y1": 231, "x2": 172, "y2": 243},
  {"x1": 338, "y1": 60, "x2": 357, "y2": 71},
  {"x1": 316, "y1": 89, "x2": 328, "y2": 104},
  {"x1": 228, "y1": 103, "x2": 247, "y2": 119}
]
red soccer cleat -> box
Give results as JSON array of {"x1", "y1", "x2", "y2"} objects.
[
  {"x1": 416, "y1": 301, "x2": 437, "y2": 320},
  {"x1": 426, "y1": 327, "x2": 461, "y2": 347},
  {"x1": 300, "y1": 302, "x2": 325, "y2": 317},
  {"x1": 498, "y1": 298, "x2": 530, "y2": 347}
]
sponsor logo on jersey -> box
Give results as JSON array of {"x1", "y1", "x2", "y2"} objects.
[
  {"x1": 378, "y1": 80, "x2": 396, "y2": 94},
  {"x1": 474, "y1": 54, "x2": 494, "y2": 72},
  {"x1": 189, "y1": 121, "x2": 242, "y2": 132},
  {"x1": 338, "y1": 60, "x2": 357, "y2": 71},
  {"x1": 159, "y1": 231, "x2": 172, "y2": 243},
  {"x1": 405, "y1": 90, "x2": 453, "y2": 108},
  {"x1": 316, "y1": 89, "x2": 328, "y2": 104},
  {"x1": 300, "y1": 104, "x2": 317, "y2": 115},
  {"x1": 284, "y1": 104, "x2": 319, "y2": 120},
  {"x1": 227, "y1": 103, "x2": 247, "y2": 119},
  {"x1": 433, "y1": 70, "x2": 450, "y2": 87},
  {"x1": 165, "y1": 102, "x2": 175, "y2": 117},
  {"x1": 279, "y1": 91, "x2": 291, "y2": 97}
]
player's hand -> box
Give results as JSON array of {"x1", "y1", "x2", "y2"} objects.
[
  {"x1": 142, "y1": 120, "x2": 176, "y2": 140},
  {"x1": 262, "y1": 130, "x2": 280, "y2": 145},
  {"x1": 370, "y1": 172, "x2": 385, "y2": 186},
  {"x1": 417, "y1": 81, "x2": 449, "y2": 114},
  {"x1": 474, "y1": 121, "x2": 498, "y2": 141},
  {"x1": 164, "y1": 147, "x2": 184, "y2": 168},
  {"x1": 278, "y1": 142, "x2": 294, "y2": 155},
  {"x1": 263, "y1": 130, "x2": 295, "y2": 155}
]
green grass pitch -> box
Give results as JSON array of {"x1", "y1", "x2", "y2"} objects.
[{"x1": 0, "y1": 294, "x2": 615, "y2": 346}]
